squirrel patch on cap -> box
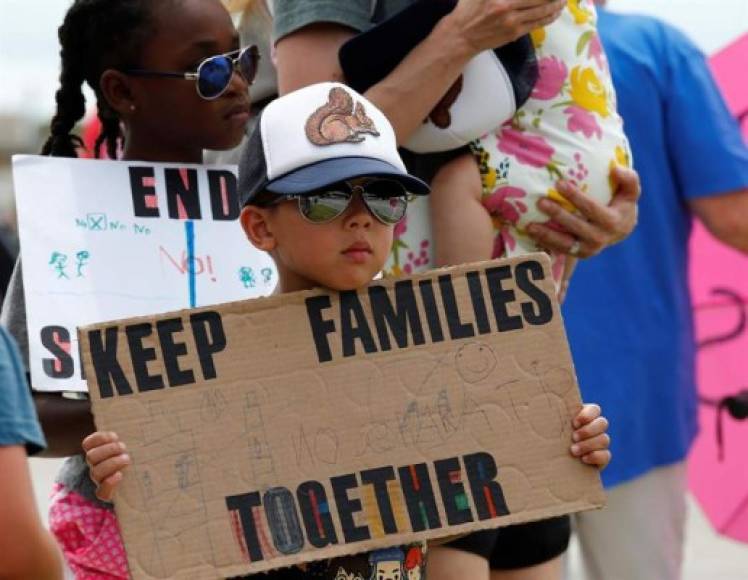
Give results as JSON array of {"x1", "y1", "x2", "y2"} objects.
[{"x1": 305, "y1": 87, "x2": 380, "y2": 146}]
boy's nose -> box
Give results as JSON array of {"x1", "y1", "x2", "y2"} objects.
[{"x1": 343, "y1": 193, "x2": 373, "y2": 229}]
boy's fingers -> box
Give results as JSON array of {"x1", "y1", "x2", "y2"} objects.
[
  {"x1": 95, "y1": 471, "x2": 122, "y2": 503},
  {"x1": 581, "y1": 450, "x2": 612, "y2": 469},
  {"x1": 572, "y1": 416, "x2": 609, "y2": 441},
  {"x1": 571, "y1": 433, "x2": 610, "y2": 457},
  {"x1": 85, "y1": 441, "x2": 126, "y2": 467},
  {"x1": 573, "y1": 403, "x2": 601, "y2": 428},
  {"x1": 82, "y1": 431, "x2": 119, "y2": 453},
  {"x1": 90, "y1": 454, "x2": 131, "y2": 485}
]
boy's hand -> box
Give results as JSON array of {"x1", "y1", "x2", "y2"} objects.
[
  {"x1": 82, "y1": 431, "x2": 130, "y2": 502},
  {"x1": 570, "y1": 404, "x2": 611, "y2": 469}
]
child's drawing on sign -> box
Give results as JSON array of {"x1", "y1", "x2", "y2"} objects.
[
  {"x1": 239, "y1": 267, "x2": 256, "y2": 289},
  {"x1": 369, "y1": 547, "x2": 404, "y2": 580},
  {"x1": 403, "y1": 545, "x2": 424, "y2": 580},
  {"x1": 75, "y1": 250, "x2": 90, "y2": 277},
  {"x1": 261, "y1": 267, "x2": 273, "y2": 285},
  {"x1": 335, "y1": 567, "x2": 364, "y2": 580},
  {"x1": 49, "y1": 252, "x2": 69, "y2": 279},
  {"x1": 159, "y1": 246, "x2": 217, "y2": 282}
]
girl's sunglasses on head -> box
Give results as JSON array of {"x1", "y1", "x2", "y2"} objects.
[
  {"x1": 124, "y1": 45, "x2": 260, "y2": 100},
  {"x1": 272, "y1": 179, "x2": 412, "y2": 225}
]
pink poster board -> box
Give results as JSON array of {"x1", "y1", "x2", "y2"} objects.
[{"x1": 687, "y1": 33, "x2": 748, "y2": 542}]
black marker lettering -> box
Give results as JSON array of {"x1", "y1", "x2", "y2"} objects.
[
  {"x1": 156, "y1": 318, "x2": 195, "y2": 387},
  {"x1": 515, "y1": 261, "x2": 553, "y2": 325},
  {"x1": 306, "y1": 296, "x2": 336, "y2": 363},
  {"x1": 369, "y1": 281, "x2": 425, "y2": 351},
  {"x1": 190, "y1": 311, "x2": 226, "y2": 380},
  {"x1": 129, "y1": 166, "x2": 159, "y2": 218},
  {"x1": 126, "y1": 323, "x2": 163, "y2": 392},
  {"x1": 339, "y1": 291, "x2": 377, "y2": 358},
  {"x1": 40, "y1": 325, "x2": 74, "y2": 379},
  {"x1": 88, "y1": 327, "x2": 132, "y2": 398},
  {"x1": 486, "y1": 266, "x2": 523, "y2": 332}
]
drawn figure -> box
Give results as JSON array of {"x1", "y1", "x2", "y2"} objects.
[
  {"x1": 456, "y1": 342, "x2": 498, "y2": 383},
  {"x1": 75, "y1": 250, "x2": 90, "y2": 277},
  {"x1": 239, "y1": 266, "x2": 256, "y2": 288},
  {"x1": 335, "y1": 567, "x2": 365, "y2": 580},
  {"x1": 369, "y1": 547, "x2": 404, "y2": 580},
  {"x1": 403, "y1": 545, "x2": 424, "y2": 580},
  {"x1": 49, "y1": 252, "x2": 69, "y2": 279},
  {"x1": 261, "y1": 267, "x2": 274, "y2": 284},
  {"x1": 175, "y1": 454, "x2": 194, "y2": 490},
  {"x1": 305, "y1": 86, "x2": 379, "y2": 146}
]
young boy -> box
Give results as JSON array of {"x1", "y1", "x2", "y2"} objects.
[{"x1": 83, "y1": 82, "x2": 612, "y2": 579}]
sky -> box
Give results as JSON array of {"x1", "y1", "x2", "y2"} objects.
[{"x1": 0, "y1": 0, "x2": 746, "y2": 121}]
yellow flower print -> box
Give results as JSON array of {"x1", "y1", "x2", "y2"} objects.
[
  {"x1": 614, "y1": 145, "x2": 631, "y2": 167},
  {"x1": 567, "y1": 0, "x2": 592, "y2": 25},
  {"x1": 530, "y1": 27, "x2": 546, "y2": 49},
  {"x1": 547, "y1": 188, "x2": 576, "y2": 212},
  {"x1": 608, "y1": 145, "x2": 632, "y2": 190},
  {"x1": 570, "y1": 66, "x2": 609, "y2": 117}
]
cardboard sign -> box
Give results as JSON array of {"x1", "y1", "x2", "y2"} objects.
[
  {"x1": 80, "y1": 255, "x2": 605, "y2": 579},
  {"x1": 12, "y1": 155, "x2": 276, "y2": 393}
]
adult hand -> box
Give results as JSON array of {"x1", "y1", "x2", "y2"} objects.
[
  {"x1": 526, "y1": 166, "x2": 641, "y2": 258},
  {"x1": 447, "y1": 0, "x2": 565, "y2": 53}
]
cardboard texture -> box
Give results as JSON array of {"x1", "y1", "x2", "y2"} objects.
[{"x1": 80, "y1": 254, "x2": 605, "y2": 579}]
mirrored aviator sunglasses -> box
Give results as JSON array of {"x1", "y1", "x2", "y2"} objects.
[
  {"x1": 281, "y1": 179, "x2": 412, "y2": 225},
  {"x1": 124, "y1": 45, "x2": 260, "y2": 100}
]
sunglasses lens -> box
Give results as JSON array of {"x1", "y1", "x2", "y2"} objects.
[
  {"x1": 361, "y1": 180, "x2": 409, "y2": 224},
  {"x1": 239, "y1": 47, "x2": 259, "y2": 84},
  {"x1": 364, "y1": 194, "x2": 408, "y2": 224},
  {"x1": 197, "y1": 55, "x2": 233, "y2": 99},
  {"x1": 299, "y1": 192, "x2": 351, "y2": 223}
]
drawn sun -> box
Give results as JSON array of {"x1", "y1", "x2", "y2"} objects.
[{"x1": 455, "y1": 342, "x2": 498, "y2": 384}]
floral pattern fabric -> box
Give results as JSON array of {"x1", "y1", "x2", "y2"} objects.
[
  {"x1": 471, "y1": 0, "x2": 631, "y2": 282},
  {"x1": 49, "y1": 484, "x2": 129, "y2": 579},
  {"x1": 385, "y1": 1, "x2": 630, "y2": 284}
]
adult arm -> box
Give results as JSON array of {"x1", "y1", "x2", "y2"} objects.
[
  {"x1": 0, "y1": 446, "x2": 64, "y2": 580},
  {"x1": 690, "y1": 188, "x2": 748, "y2": 254},
  {"x1": 275, "y1": 0, "x2": 564, "y2": 143}
]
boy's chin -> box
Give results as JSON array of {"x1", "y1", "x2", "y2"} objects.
[{"x1": 320, "y1": 271, "x2": 380, "y2": 292}]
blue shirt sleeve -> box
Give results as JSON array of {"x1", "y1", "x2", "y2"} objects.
[
  {"x1": 662, "y1": 24, "x2": 748, "y2": 200},
  {"x1": 0, "y1": 326, "x2": 46, "y2": 455}
]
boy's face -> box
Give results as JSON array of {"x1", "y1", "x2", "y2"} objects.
[{"x1": 241, "y1": 179, "x2": 395, "y2": 292}]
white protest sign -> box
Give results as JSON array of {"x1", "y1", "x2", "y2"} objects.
[{"x1": 12, "y1": 155, "x2": 277, "y2": 392}]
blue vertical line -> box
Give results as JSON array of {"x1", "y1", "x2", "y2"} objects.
[{"x1": 185, "y1": 220, "x2": 197, "y2": 308}]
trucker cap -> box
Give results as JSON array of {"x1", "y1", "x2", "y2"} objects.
[{"x1": 238, "y1": 82, "x2": 430, "y2": 206}]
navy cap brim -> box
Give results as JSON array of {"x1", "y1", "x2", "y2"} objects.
[{"x1": 265, "y1": 156, "x2": 430, "y2": 196}]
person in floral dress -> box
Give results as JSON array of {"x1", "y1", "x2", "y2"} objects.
[{"x1": 426, "y1": 0, "x2": 631, "y2": 293}]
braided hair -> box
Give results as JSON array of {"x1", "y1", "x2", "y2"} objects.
[{"x1": 41, "y1": 0, "x2": 162, "y2": 159}]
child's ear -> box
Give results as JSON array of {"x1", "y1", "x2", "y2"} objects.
[
  {"x1": 99, "y1": 69, "x2": 137, "y2": 119},
  {"x1": 240, "y1": 206, "x2": 276, "y2": 251}
]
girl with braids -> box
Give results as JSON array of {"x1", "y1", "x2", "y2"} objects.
[{"x1": 2, "y1": 0, "x2": 256, "y2": 576}]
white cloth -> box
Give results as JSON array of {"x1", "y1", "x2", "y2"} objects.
[{"x1": 573, "y1": 462, "x2": 688, "y2": 580}]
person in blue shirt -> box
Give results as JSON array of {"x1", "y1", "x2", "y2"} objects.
[
  {"x1": 565, "y1": 4, "x2": 748, "y2": 579},
  {"x1": 0, "y1": 326, "x2": 63, "y2": 579}
]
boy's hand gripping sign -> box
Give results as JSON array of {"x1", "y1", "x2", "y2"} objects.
[{"x1": 80, "y1": 256, "x2": 605, "y2": 579}]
